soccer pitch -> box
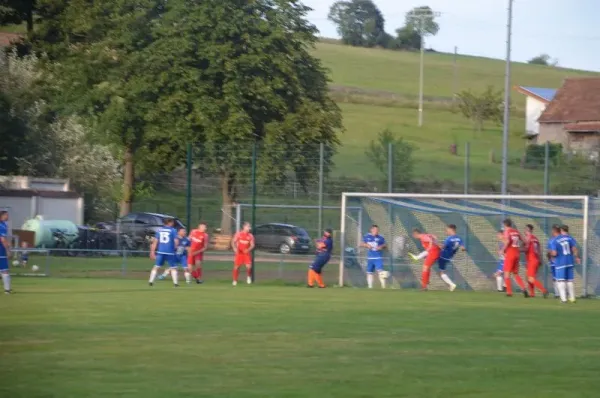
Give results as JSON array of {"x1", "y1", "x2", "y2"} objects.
[{"x1": 2, "y1": 279, "x2": 600, "y2": 397}]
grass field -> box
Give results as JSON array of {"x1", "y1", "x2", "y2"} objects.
[
  {"x1": 2, "y1": 278, "x2": 600, "y2": 397},
  {"x1": 314, "y1": 42, "x2": 599, "y2": 105}
]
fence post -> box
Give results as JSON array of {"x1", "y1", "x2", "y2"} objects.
[
  {"x1": 464, "y1": 142, "x2": 470, "y2": 194},
  {"x1": 543, "y1": 141, "x2": 550, "y2": 289},
  {"x1": 388, "y1": 143, "x2": 394, "y2": 276},
  {"x1": 318, "y1": 143, "x2": 324, "y2": 234},
  {"x1": 186, "y1": 143, "x2": 192, "y2": 229},
  {"x1": 250, "y1": 141, "x2": 257, "y2": 282}
]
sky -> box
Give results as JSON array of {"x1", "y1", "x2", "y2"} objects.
[{"x1": 302, "y1": 0, "x2": 600, "y2": 72}]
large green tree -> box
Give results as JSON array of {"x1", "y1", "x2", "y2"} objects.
[
  {"x1": 328, "y1": 0, "x2": 387, "y2": 47},
  {"x1": 31, "y1": 0, "x2": 182, "y2": 216},
  {"x1": 144, "y1": 0, "x2": 342, "y2": 233}
]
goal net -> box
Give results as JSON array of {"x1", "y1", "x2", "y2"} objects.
[{"x1": 339, "y1": 194, "x2": 599, "y2": 297}]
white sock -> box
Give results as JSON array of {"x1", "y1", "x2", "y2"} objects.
[
  {"x1": 553, "y1": 281, "x2": 559, "y2": 296},
  {"x1": 367, "y1": 273, "x2": 374, "y2": 288},
  {"x1": 184, "y1": 271, "x2": 191, "y2": 283},
  {"x1": 149, "y1": 269, "x2": 158, "y2": 283},
  {"x1": 440, "y1": 273, "x2": 454, "y2": 287},
  {"x1": 161, "y1": 269, "x2": 170, "y2": 277},
  {"x1": 416, "y1": 251, "x2": 428, "y2": 260},
  {"x1": 567, "y1": 281, "x2": 575, "y2": 301},
  {"x1": 496, "y1": 275, "x2": 504, "y2": 290},
  {"x1": 2, "y1": 273, "x2": 11, "y2": 291},
  {"x1": 171, "y1": 269, "x2": 178, "y2": 285},
  {"x1": 557, "y1": 281, "x2": 567, "y2": 302},
  {"x1": 378, "y1": 272, "x2": 387, "y2": 289}
]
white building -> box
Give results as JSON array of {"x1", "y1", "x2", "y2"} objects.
[
  {"x1": 514, "y1": 86, "x2": 557, "y2": 142},
  {"x1": 0, "y1": 176, "x2": 84, "y2": 229}
]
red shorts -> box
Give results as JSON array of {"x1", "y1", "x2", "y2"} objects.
[
  {"x1": 234, "y1": 253, "x2": 252, "y2": 267},
  {"x1": 187, "y1": 253, "x2": 203, "y2": 266},
  {"x1": 503, "y1": 255, "x2": 519, "y2": 273},
  {"x1": 423, "y1": 252, "x2": 440, "y2": 267},
  {"x1": 526, "y1": 258, "x2": 540, "y2": 277}
]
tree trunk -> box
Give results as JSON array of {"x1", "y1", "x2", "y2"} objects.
[
  {"x1": 220, "y1": 172, "x2": 235, "y2": 235},
  {"x1": 120, "y1": 147, "x2": 134, "y2": 217},
  {"x1": 26, "y1": 5, "x2": 34, "y2": 34}
]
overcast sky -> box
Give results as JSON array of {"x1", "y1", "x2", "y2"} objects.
[{"x1": 302, "y1": 0, "x2": 600, "y2": 72}]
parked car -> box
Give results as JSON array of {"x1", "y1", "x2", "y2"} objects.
[
  {"x1": 100, "y1": 212, "x2": 185, "y2": 251},
  {"x1": 253, "y1": 223, "x2": 311, "y2": 254}
]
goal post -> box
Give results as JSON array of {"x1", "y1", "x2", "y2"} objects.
[{"x1": 339, "y1": 193, "x2": 597, "y2": 297}]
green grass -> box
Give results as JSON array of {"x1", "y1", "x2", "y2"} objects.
[
  {"x1": 2, "y1": 278, "x2": 600, "y2": 397},
  {"x1": 314, "y1": 42, "x2": 599, "y2": 105}
]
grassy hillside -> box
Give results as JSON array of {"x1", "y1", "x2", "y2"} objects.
[{"x1": 314, "y1": 42, "x2": 598, "y2": 105}]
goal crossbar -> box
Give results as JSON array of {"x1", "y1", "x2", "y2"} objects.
[{"x1": 339, "y1": 193, "x2": 590, "y2": 295}]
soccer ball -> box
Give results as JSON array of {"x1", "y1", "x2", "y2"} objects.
[
  {"x1": 31, "y1": 265, "x2": 39, "y2": 272},
  {"x1": 12, "y1": 260, "x2": 19, "y2": 266}
]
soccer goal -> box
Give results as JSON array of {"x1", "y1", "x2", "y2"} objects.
[{"x1": 339, "y1": 193, "x2": 600, "y2": 297}]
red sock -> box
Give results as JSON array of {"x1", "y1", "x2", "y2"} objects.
[
  {"x1": 421, "y1": 269, "x2": 431, "y2": 289},
  {"x1": 513, "y1": 274, "x2": 526, "y2": 290},
  {"x1": 307, "y1": 270, "x2": 315, "y2": 286},
  {"x1": 528, "y1": 281, "x2": 535, "y2": 296},
  {"x1": 246, "y1": 266, "x2": 252, "y2": 277},
  {"x1": 315, "y1": 272, "x2": 325, "y2": 288},
  {"x1": 534, "y1": 280, "x2": 547, "y2": 294},
  {"x1": 505, "y1": 277, "x2": 513, "y2": 295},
  {"x1": 232, "y1": 267, "x2": 239, "y2": 282},
  {"x1": 196, "y1": 267, "x2": 202, "y2": 280}
]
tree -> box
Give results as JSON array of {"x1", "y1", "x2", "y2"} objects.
[
  {"x1": 31, "y1": 0, "x2": 184, "y2": 216},
  {"x1": 456, "y1": 86, "x2": 503, "y2": 132},
  {"x1": 139, "y1": 0, "x2": 342, "y2": 233},
  {"x1": 0, "y1": 0, "x2": 36, "y2": 33},
  {"x1": 528, "y1": 54, "x2": 551, "y2": 66},
  {"x1": 392, "y1": 26, "x2": 421, "y2": 50},
  {"x1": 365, "y1": 129, "x2": 415, "y2": 189},
  {"x1": 328, "y1": 0, "x2": 386, "y2": 47},
  {"x1": 405, "y1": 6, "x2": 439, "y2": 37}
]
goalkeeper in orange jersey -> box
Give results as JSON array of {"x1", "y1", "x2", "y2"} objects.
[{"x1": 307, "y1": 229, "x2": 333, "y2": 288}]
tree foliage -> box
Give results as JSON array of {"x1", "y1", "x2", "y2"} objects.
[
  {"x1": 365, "y1": 129, "x2": 415, "y2": 189},
  {"x1": 456, "y1": 86, "x2": 503, "y2": 132},
  {"x1": 0, "y1": 0, "x2": 36, "y2": 33},
  {"x1": 405, "y1": 6, "x2": 439, "y2": 37},
  {"x1": 328, "y1": 0, "x2": 387, "y2": 47},
  {"x1": 528, "y1": 54, "x2": 553, "y2": 66}
]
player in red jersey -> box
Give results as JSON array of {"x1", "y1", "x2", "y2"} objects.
[
  {"x1": 232, "y1": 222, "x2": 255, "y2": 286},
  {"x1": 524, "y1": 224, "x2": 548, "y2": 298},
  {"x1": 502, "y1": 218, "x2": 527, "y2": 297},
  {"x1": 410, "y1": 228, "x2": 442, "y2": 290},
  {"x1": 188, "y1": 222, "x2": 209, "y2": 284}
]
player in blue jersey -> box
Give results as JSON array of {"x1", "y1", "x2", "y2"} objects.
[
  {"x1": 494, "y1": 230, "x2": 506, "y2": 292},
  {"x1": 361, "y1": 225, "x2": 388, "y2": 288},
  {"x1": 148, "y1": 218, "x2": 179, "y2": 287},
  {"x1": 547, "y1": 224, "x2": 561, "y2": 298},
  {"x1": 438, "y1": 224, "x2": 464, "y2": 291},
  {"x1": 307, "y1": 229, "x2": 333, "y2": 288},
  {"x1": 0, "y1": 211, "x2": 12, "y2": 294},
  {"x1": 550, "y1": 225, "x2": 580, "y2": 303},
  {"x1": 159, "y1": 228, "x2": 192, "y2": 284}
]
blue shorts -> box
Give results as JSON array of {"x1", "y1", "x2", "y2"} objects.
[
  {"x1": 555, "y1": 265, "x2": 574, "y2": 281},
  {"x1": 496, "y1": 260, "x2": 504, "y2": 273},
  {"x1": 366, "y1": 258, "x2": 384, "y2": 273},
  {"x1": 175, "y1": 254, "x2": 187, "y2": 267},
  {"x1": 310, "y1": 254, "x2": 331, "y2": 274},
  {"x1": 0, "y1": 257, "x2": 7, "y2": 272},
  {"x1": 437, "y1": 257, "x2": 451, "y2": 271},
  {"x1": 155, "y1": 254, "x2": 177, "y2": 268}
]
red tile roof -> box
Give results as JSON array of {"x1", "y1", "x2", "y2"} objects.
[
  {"x1": 538, "y1": 77, "x2": 600, "y2": 123},
  {"x1": 0, "y1": 32, "x2": 23, "y2": 47},
  {"x1": 564, "y1": 122, "x2": 600, "y2": 132}
]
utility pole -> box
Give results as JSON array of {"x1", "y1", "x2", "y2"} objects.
[
  {"x1": 408, "y1": 9, "x2": 441, "y2": 127},
  {"x1": 452, "y1": 46, "x2": 458, "y2": 103},
  {"x1": 501, "y1": 0, "x2": 514, "y2": 195}
]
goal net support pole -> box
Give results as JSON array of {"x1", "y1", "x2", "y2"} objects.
[{"x1": 339, "y1": 193, "x2": 593, "y2": 296}]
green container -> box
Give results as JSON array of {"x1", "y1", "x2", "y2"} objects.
[{"x1": 21, "y1": 218, "x2": 79, "y2": 248}]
